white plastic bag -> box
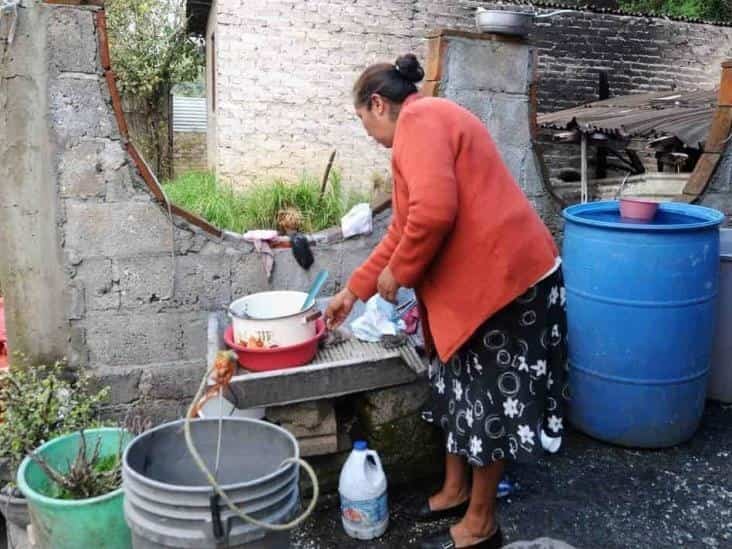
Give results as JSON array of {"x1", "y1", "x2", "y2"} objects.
[
  {"x1": 341, "y1": 203, "x2": 373, "y2": 239},
  {"x1": 351, "y1": 296, "x2": 404, "y2": 342}
]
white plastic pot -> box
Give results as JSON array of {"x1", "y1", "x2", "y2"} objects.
[{"x1": 228, "y1": 291, "x2": 321, "y2": 348}]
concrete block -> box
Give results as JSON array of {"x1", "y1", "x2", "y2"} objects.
[
  {"x1": 105, "y1": 163, "x2": 143, "y2": 202},
  {"x1": 47, "y1": 7, "x2": 99, "y2": 74},
  {"x1": 103, "y1": 400, "x2": 187, "y2": 426},
  {"x1": 489, "y1": 96, "x2": 531, "y2": 150},
  {"x1": 69, "y1": 323, "x2": 89, "y2": 367},
  {"x1": 139, "y1": 361, "x2": 206, "y2": 400},
  {"x1": 230, "y1": 254, "x2": 271, "y2": 298},
  {"x1": 65, "y1": 202, "x2": 173, "y2": 258},
  {"x1": 117, "y1": 255, "x2": 173, "y2": 310},
  {"x1": 59, "y1": 140, "x2": 105, "y2": 198},
  {"x1": 117, "y1": 254, "x2": 232, "y2": 311},
  {"x1": 357, "y1": 381, "x2": 430, "y2": 428},
  {"x1": 68, "y1": 282, "x2": 85, "y2": 320},
  {"x1": 297, "y1": 434, "x2": 339, "y2": 457},
  {"x1": 443, "y1": 37, "x2": 532, "y2": 95},
  {"x1": 82, "y1": 311, "x2": 206, "y2": 367},
  {"x1": 49, "y1": 77, "x2": 115, "y2": 141},
  {"x1": 91, "y1": 365, "x2": 143, "y2": 405},
  {"x1": 267, "y1": 400, "x2": 337, "y2": 438},
  {"x1": 174, "y1": 255, "x2": 232, "y2": 310},
  {"x1": 75, "y1": 258, "x2": 119, "y2": 311},
  {"x1": 700, "y1": 192, "x2": 732, "y2": 218},
  {"x1": 707, "y1": 148, "x2": 732, "y2": 193}
]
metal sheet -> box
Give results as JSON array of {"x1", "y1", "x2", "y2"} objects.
[{"x1": 538, "y1": 89, "x2": 718, "y2": 148}]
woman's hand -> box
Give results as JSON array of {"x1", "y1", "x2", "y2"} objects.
[
  {"x1": 377, "y1": 266, "x2": 400, "y2": 303},
  {"x1": 325, "y1": 288, "x2": 358, "y2": 329}
]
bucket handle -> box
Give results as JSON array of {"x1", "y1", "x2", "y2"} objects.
[{"x1": 184, "y1": 368, "x2": 320, "y2": 533}]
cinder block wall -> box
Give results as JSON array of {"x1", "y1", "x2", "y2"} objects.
[
  {"x1": 212, "y1": 0, "x2": 732, "y2": 188},
  {"x1": 0, "y1": 2, "x2": 388, "y2": 423}
]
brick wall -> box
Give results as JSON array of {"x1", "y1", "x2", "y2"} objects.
[{"x1": 211, "y1": 1, "x2": 731, "y2": 188}]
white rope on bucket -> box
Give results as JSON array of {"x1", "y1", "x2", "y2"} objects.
[{"x1": 184, "y1": 368, "x2": 320, "y2": 532}]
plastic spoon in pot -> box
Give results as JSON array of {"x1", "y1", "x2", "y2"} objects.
[{"x1": 301, "y1": 270, "x2": 329, "y2": 311}]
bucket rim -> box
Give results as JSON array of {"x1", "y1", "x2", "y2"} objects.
[
  {"x1": 122, "y1": 417, "x2": 300, "y2": 494},
  {"x1": 563, "y1": 200, "x2": 724, "y2": 231},
  {"x1": 17, "y1": 428, "x2": 129, "y2": 508}
]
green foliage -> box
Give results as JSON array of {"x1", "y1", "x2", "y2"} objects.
[
  {"x1": 0, "y1": 356, "x2": 111, "y2": 477},
  {"x1": 162, "y1": 171, "x2": 370, "y2": 233},
  {"x1": 619, "y1": 0, "x2": 732, "y2": 21},
  {"x1": 106, "y1": 0, "x2": 203, "y2": 101}
]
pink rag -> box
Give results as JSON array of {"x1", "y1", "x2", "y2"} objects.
[
  {"x1": 402, "y1": 306, "x2": 420, "y2": 335},
  {"x1": 243, "y1": 230, "x2": 279, "y2": 280}
]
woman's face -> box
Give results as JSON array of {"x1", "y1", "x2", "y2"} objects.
[{"x1": 355, "y1": 94, "x2": 397, "y2": 148}]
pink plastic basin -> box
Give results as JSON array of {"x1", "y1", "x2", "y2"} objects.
[
  {"x1": 619, "y1": 198, "x2": 659, "y2": 222},
  {"x1": 224, "y1": 319, "x2": 326, "y2": 372}
]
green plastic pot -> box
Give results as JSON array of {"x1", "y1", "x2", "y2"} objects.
[{"x1": 17, "y1": 428, "x2": 133, "y2": 549}]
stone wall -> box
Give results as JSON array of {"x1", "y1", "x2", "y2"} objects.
[
  {"x1": 0, "y1": 1, "x2": 389, "y2": 423},
  {"x1": 172, "y1": 131, "x2": 207, "y2": 177},
  {"x1": 210, "y1": 0, "x2": 732, "y2": 188}
]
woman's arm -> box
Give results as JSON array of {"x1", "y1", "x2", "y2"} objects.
[
  {"x1": 347, "y1": 218, "x2": 402, "y2": 301},
  {"x1": 387, "y1": 111, "x2": 458, "y2": 288}
]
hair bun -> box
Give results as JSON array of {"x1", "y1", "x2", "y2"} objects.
[{"x1": 395, "y1": 54, "x2": 424, "y2": 84}]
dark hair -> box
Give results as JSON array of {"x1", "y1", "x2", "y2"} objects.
[{"x1": 353, "y1": 54, "x2": 425, "y2": 108}]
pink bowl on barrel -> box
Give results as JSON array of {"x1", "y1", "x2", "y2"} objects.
[
  {"x1": 224, "y1": 319, "x2": 326, "y2": 372},
  {"x1": 619, "y1": 198, "x2": 659, "y2": 222}
]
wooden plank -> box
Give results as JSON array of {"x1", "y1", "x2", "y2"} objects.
[
  {"x1": 703, "y1": 106, "x2": 732, "y2": 153},
  {"x1": 424, "y1": 35, "x2": 446, "y2": 82},
  {"x1": 227, "y1": 356, "x2": 419, "y2": 408},
  {"x1": 426, "y1": 28, "x2": 525, "y2": 45},
  {"x1": 719, "y1": 65, "x2": 732, "y2": 107},
  {"x1": 170, "y1": 204, "x2": 223, "y2": 238}
]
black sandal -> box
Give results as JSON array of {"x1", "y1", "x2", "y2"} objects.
[
  {"x1": 407, "y1": 496, "x2": 470, "y2": 523},
  {"x1": 418, "y1": 526, "x2": 503, "y2": 549}
]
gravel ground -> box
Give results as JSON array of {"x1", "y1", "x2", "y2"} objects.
[
  {"x1": 2, "y1": 403, "x2": 729, "y2": 549},
  {"x1": 292, "y1": 402, "x2": 732, "y2": 549}
]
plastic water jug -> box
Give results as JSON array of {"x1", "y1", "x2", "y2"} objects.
[{"x1": 338, "y1": 440, "x2": 389, "y2": 540}]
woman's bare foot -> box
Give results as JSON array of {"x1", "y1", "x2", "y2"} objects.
[
  {"x1": 449, "y1": 512, "x2": 497, "y2": 547},
  {"x1": 428, "y1": 485, "x2": 470, "y2": 511}
]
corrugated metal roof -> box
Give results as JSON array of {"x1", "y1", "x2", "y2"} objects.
[
  {"x1": 537, "y1": 89, "x2": 718, "y2": 148},
  {"x1": 173, "y1": 96, "x2": 207, "y2": 133}
]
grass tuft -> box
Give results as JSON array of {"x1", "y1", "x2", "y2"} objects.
[{"x1": 162, "y1": 170, "x2": 369, "y2": 233}]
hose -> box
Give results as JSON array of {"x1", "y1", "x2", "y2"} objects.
[{"x1": 184, "y1": 367, "x2": 319, "y2": 531}]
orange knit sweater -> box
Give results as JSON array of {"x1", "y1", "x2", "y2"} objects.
[{"x1": 348, "y1": 94, "x2": 558, "y2": 361}]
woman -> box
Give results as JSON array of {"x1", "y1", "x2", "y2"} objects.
[{"x1": 326, "y1": 54, "x2": 568, "y2": 549}]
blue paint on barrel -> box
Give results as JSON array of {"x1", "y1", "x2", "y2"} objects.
[{"x1": 562, "y1": 201, "x2": 723, "y2": 448}]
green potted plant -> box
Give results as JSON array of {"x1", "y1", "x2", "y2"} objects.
[
  {"x1": 17, "y1": 427, "x2": 133, "y2": 549},
  {"x1": 0, "y1": 355, "x2": 110, "y2": 546}
]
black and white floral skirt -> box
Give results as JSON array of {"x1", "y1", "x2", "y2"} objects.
[{"x1": 421, "y1": 269, "x2": 569, "y2": 466}]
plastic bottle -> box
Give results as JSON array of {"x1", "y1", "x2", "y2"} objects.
[{"x1": 338, "y1": 440, "x2": 389, "y2": 540}]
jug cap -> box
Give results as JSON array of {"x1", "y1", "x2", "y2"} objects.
[{"x1": 353, "y1": 440, "x2": 368, "y2": 451}]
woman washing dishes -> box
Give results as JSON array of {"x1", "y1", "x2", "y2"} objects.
[{"x1": 326, "y1": 54, "x2": 568, "y2": 549}]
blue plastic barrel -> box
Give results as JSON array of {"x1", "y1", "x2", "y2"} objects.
[{"x1": 562, "y1": 201, "x2": 723, "y2": 448}]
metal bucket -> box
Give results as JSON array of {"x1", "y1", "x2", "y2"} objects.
[{"x1": 122, "y1": 418, "x2": 300, "y2": 548}]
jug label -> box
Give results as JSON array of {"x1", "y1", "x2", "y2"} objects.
[{"x1": 340, "y1": 493, "x2": 388, "y2": 526}]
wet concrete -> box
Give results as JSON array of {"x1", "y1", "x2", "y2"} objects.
[{"x1": 293, "y1": 402, "x2": 732, "y2": 548}]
